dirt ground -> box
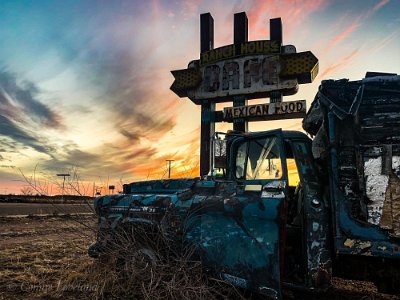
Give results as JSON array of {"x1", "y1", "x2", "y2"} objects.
[
  {"x1": 0, "y1": 203, "x2": 93, "y2": 216},
  {"x1": 0, "y1": 215, "x2": 97, "y2": 300},
  {"x1": 0, "y1": 215, "x2": 398, "y2": 300}
]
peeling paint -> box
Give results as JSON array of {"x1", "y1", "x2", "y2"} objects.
[
  {"x1": 263, "y1": 181, "x2": 286, "y2": 189},
  {"x1": 93, "y1": 177, "x2": 284, "y2": 297},
  {"x1": 359, "y1": 241, "x2": 372, "y2": 250},
  {"x1": 261, "y1": 190, "x2": 285, "y2": 198},
  {"x1": 344, "y1": 239, "x2": 355, "y2": 248},
  {"x1": 364, "y1": 156, "x2": 400, "y2": 232},
  {"x1": 343, "y1": 238, "x2": 373, "y2": 253},
  {"x1": 393, "y1": 156, "x2": 400, "y2": 176},
  {"x1": 364, "y1": 157, "x2": 389, "y2": 225}
]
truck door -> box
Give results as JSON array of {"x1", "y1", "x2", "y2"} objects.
[{"x1": 192, "y1": 130, "x2": 288, "y2": 299}]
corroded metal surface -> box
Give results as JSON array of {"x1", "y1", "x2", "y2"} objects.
[
  {"x1": 304, "y1": 74, "x2": 400, "y2": 259},
  {"x1": 91, "y1": 73, "x2": 400, "y2": 298},
  {"x1": 380, "y1": 173, "x2": 400, "y2": 237},
  {"x1": 91, "y1": 130, "x2": 334, "y2": 298},
  {"x1": 93, "y1": 177, "x2": 285, "y2": 298}
]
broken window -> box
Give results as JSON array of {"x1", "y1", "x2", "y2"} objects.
[{"x1": 235, "y1": 137, "x2": 282, "y2": 180}]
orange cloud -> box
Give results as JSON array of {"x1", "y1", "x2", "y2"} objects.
[
  {"x1": 319, "y1": 49, "x2": 360, "y2": 79},
  {"x1": 246, "y1": 0, "x2": 328, "y2": 39},
  {"x1": 126, "y1": 126, "x2": 201, "y2": 180},
  {"x1": 324, "y1": 0, "x2": 390, "y2": 51},
  {"x1": 327, "y1": 21, "x2": 360, "y2": 49}
]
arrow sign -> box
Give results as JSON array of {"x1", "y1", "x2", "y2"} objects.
[
  {"x1": 280, "y1": 51, "x2": 319, "y2": 84},
  {"x1": 170, "y1": 68, "x2": 202, "y2": 98}
]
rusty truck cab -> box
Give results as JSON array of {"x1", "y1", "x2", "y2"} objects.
[{"x1": 207, "y1": 129, "x2": 331, "y2": 297}]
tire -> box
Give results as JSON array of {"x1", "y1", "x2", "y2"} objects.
[{"x1": 116, "y1": 247, "x2": 158, "y2": 275}]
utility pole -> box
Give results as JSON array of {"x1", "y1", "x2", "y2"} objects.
[
  {"x1": 57, "y1": 173, "x2": 71, "y2": 196},
  {"x1": 57, "y1": 173, "x2": 70, "y2": 201},
  {"x1": 166, "y1": 160, "x2": 175, "y2": 179}
]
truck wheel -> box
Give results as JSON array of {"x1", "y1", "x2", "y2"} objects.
[{"x1": 116, "y1": 247, "x2": 158, "y2": 274}]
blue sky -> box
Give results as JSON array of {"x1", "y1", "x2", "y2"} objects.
[{"x1": 0, "y1": 0, "x2": 399, "y2": 194}]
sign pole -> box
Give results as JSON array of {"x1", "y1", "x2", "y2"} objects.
[
  {"x1": 270, "y1": 18, "x2": 283, "y2": 103},
  {"x1": 233, "y1": 12, "x2": 248, "y2": 132},
  {"x1": 200, "y1": 13, "x2": 215, "y2": 176},
  {"x1": 171, "y1": 12, "x2": 319, "y2": 176}
]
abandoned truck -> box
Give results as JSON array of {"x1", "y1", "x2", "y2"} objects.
[{"x1": 89, "y1": 73, "x2": 400, "y2": 298}]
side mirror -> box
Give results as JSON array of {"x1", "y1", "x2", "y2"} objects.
[{"x1": 213, "y1": 138, "x2": 227, "y2": 169}]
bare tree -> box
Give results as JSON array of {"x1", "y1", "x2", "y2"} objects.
[{"x1": 20, "y1": 186, "x2": 33, "y2": 195}]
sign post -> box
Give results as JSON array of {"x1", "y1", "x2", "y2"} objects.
[
  {"x1": 200, "y1": 13, "x2": 215, "y2": 176},
  {"x1": 170, "y1": 12, "x2": 319, "y2": 178},
  {"x1": 270, "y1": 18, "x2": 283, "y2": 104},
  {"x1": 233, "y1": 12, "x2": 248, "y2": 133}
]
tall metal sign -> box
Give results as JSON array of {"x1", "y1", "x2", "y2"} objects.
[{"x1": 171, "y1": 12, "x2": 319, "y2": 176}]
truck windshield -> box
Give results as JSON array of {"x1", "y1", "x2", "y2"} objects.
[{"x1": 236, "y1": 137, "x2": 282, "y2": 180}]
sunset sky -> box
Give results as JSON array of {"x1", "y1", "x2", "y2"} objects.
[{"x1": 0, "y1": 0, "x2": 399, "y2": 195}]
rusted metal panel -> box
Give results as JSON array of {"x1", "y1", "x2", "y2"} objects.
[
  {"x1": 188, "y1": 55, "x2": 299, "y2": 103},
  {"x1": 380, "y1": 171, "x2": 400, "y2": 237},
  {"x1": 304, "y1": 73, "x2": 400, "y2": 258},
  {"x1": 171, "y1": 50, "x2": 319, "y2": 104},
  {"x1": 291, "y1": 140, "x2": 332, "y2": 288},
  {"x1": 92, "y1": 177, "x2": 286, "y2": 299},
  {"x1": 200, "y1": 40, "x2": 280, "y2": 65},
  {"x1": 171, "y1": 24, "x2": 319, "y2": 105}
]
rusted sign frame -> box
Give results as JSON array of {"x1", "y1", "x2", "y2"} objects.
[
  {"x1": 200, "y1": 13, "x2": 215, "y2": 177},
  {"x1": 233, "y1": 12, "x2": 249, "y2": 132}
]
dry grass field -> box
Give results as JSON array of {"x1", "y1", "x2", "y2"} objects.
[
  {"x1": 0, "y1": 215, "x2": 97, "y2": 300},
  {"x1": 0, "y1": 214, "x2": 398, "y2": 300}
]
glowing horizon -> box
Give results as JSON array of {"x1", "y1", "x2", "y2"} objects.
[{"x1": 0, "y1": 0, "x2": 399, "y2": 195}]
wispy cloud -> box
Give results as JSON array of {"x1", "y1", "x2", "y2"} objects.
[
  {"x1": 0, "y1": 0, "x2": 397, "y2": 193},
  {"x1": 327, "y1": 21, "x2": 361, "y2": 49},
  {"x1": 319, "y1": 49, "x2": 360, "y2": 78},
  {"x1": 0, "y1": 115, "x2": 56, "y2": 156},
  {"x1": 0, "y1": 2, "x2": 182, "y2": 183},
  {"x1": 119, "y1": 129, "x2": 141, "y2": 143},
  {"x1": 0, "y1": 137, "x2": 23, "y2": 153},
  {"x1": 371, "y1": 0, "x2": 391, "y2": 14},
  {"x1": 324, "y1": 0, "x2": 391, "y2": 50},
  {"x1": 124, "y1": 147, "x2": 158, "y2": 161},
  {"x1": 0, "y1": 70, "x2": 66, "y2": 157},
  {"x1": 0, "y1": 70, "x2": 64, "y2": 129},
  {"x1": 367, "y1": 28, "x2": 400, "y2": 54},
  {"x1": 244, "y1": 0, "x2": 328, "y2": 38}
]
